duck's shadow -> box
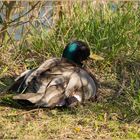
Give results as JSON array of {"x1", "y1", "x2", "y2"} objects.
[{"x1": 0, "y1": 75, "x2": 15, "y2": 94}]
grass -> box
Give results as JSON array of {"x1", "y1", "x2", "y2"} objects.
[
  {"x1": 0, "y1": 2, "x2": 140, "y2": 139},
  {"x1": 0, "y1": 98, "x2": 140, "y2": 139}
]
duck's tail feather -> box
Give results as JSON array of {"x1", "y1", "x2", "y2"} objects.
[{"x1": 8, "y1": 69, "x2": 36, "y2": 93}]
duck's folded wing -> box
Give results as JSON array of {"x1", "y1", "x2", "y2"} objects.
[
  {"x1": 25, "y1": 58, "x2": 61, "y2": 85},
  {"x1": 13, "y1": 85, "x2": 65, "y2": 107},
  {"x1": 8, "y1": 69, "x2": 36, "y2": 93},
  {"x1": 65, "y1": 68, "x2": 97, "y2": 102}
]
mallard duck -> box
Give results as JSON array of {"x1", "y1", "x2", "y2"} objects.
[{"x1": 9, "y1": 40, "x2": 98, "y2": 108}]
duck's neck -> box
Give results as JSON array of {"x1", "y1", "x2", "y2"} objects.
[{"x1": 61, "y1": 57, "x2": 83, "y2": 67}]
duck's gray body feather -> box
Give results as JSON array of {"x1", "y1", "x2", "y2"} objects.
[{"x1": 10, "y1": 58, "x2": 97, "y2": 107}]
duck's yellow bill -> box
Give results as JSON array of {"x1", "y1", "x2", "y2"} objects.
[{"x1": 89, "y1": 53, "x2": 104, "y2": 61}]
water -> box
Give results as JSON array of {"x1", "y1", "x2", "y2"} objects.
[
  {"x1": 0, "y1": 1, "x2": 53, "y2": 40},
  {"x1": 0, "y1": 1, "x2": 119, "y2": 41}
]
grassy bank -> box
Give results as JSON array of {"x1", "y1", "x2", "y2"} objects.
[{"x1": 0, "y1": 2, "x2": 140, "y2": 139}]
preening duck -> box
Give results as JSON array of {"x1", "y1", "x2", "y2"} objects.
[{"x1": 9, "y1": 40, "x2": 98, "y2": 108}]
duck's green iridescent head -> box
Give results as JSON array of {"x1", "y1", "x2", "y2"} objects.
[{"x1": 62, "y1": 40, "x2": 90, "y2": 66}]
